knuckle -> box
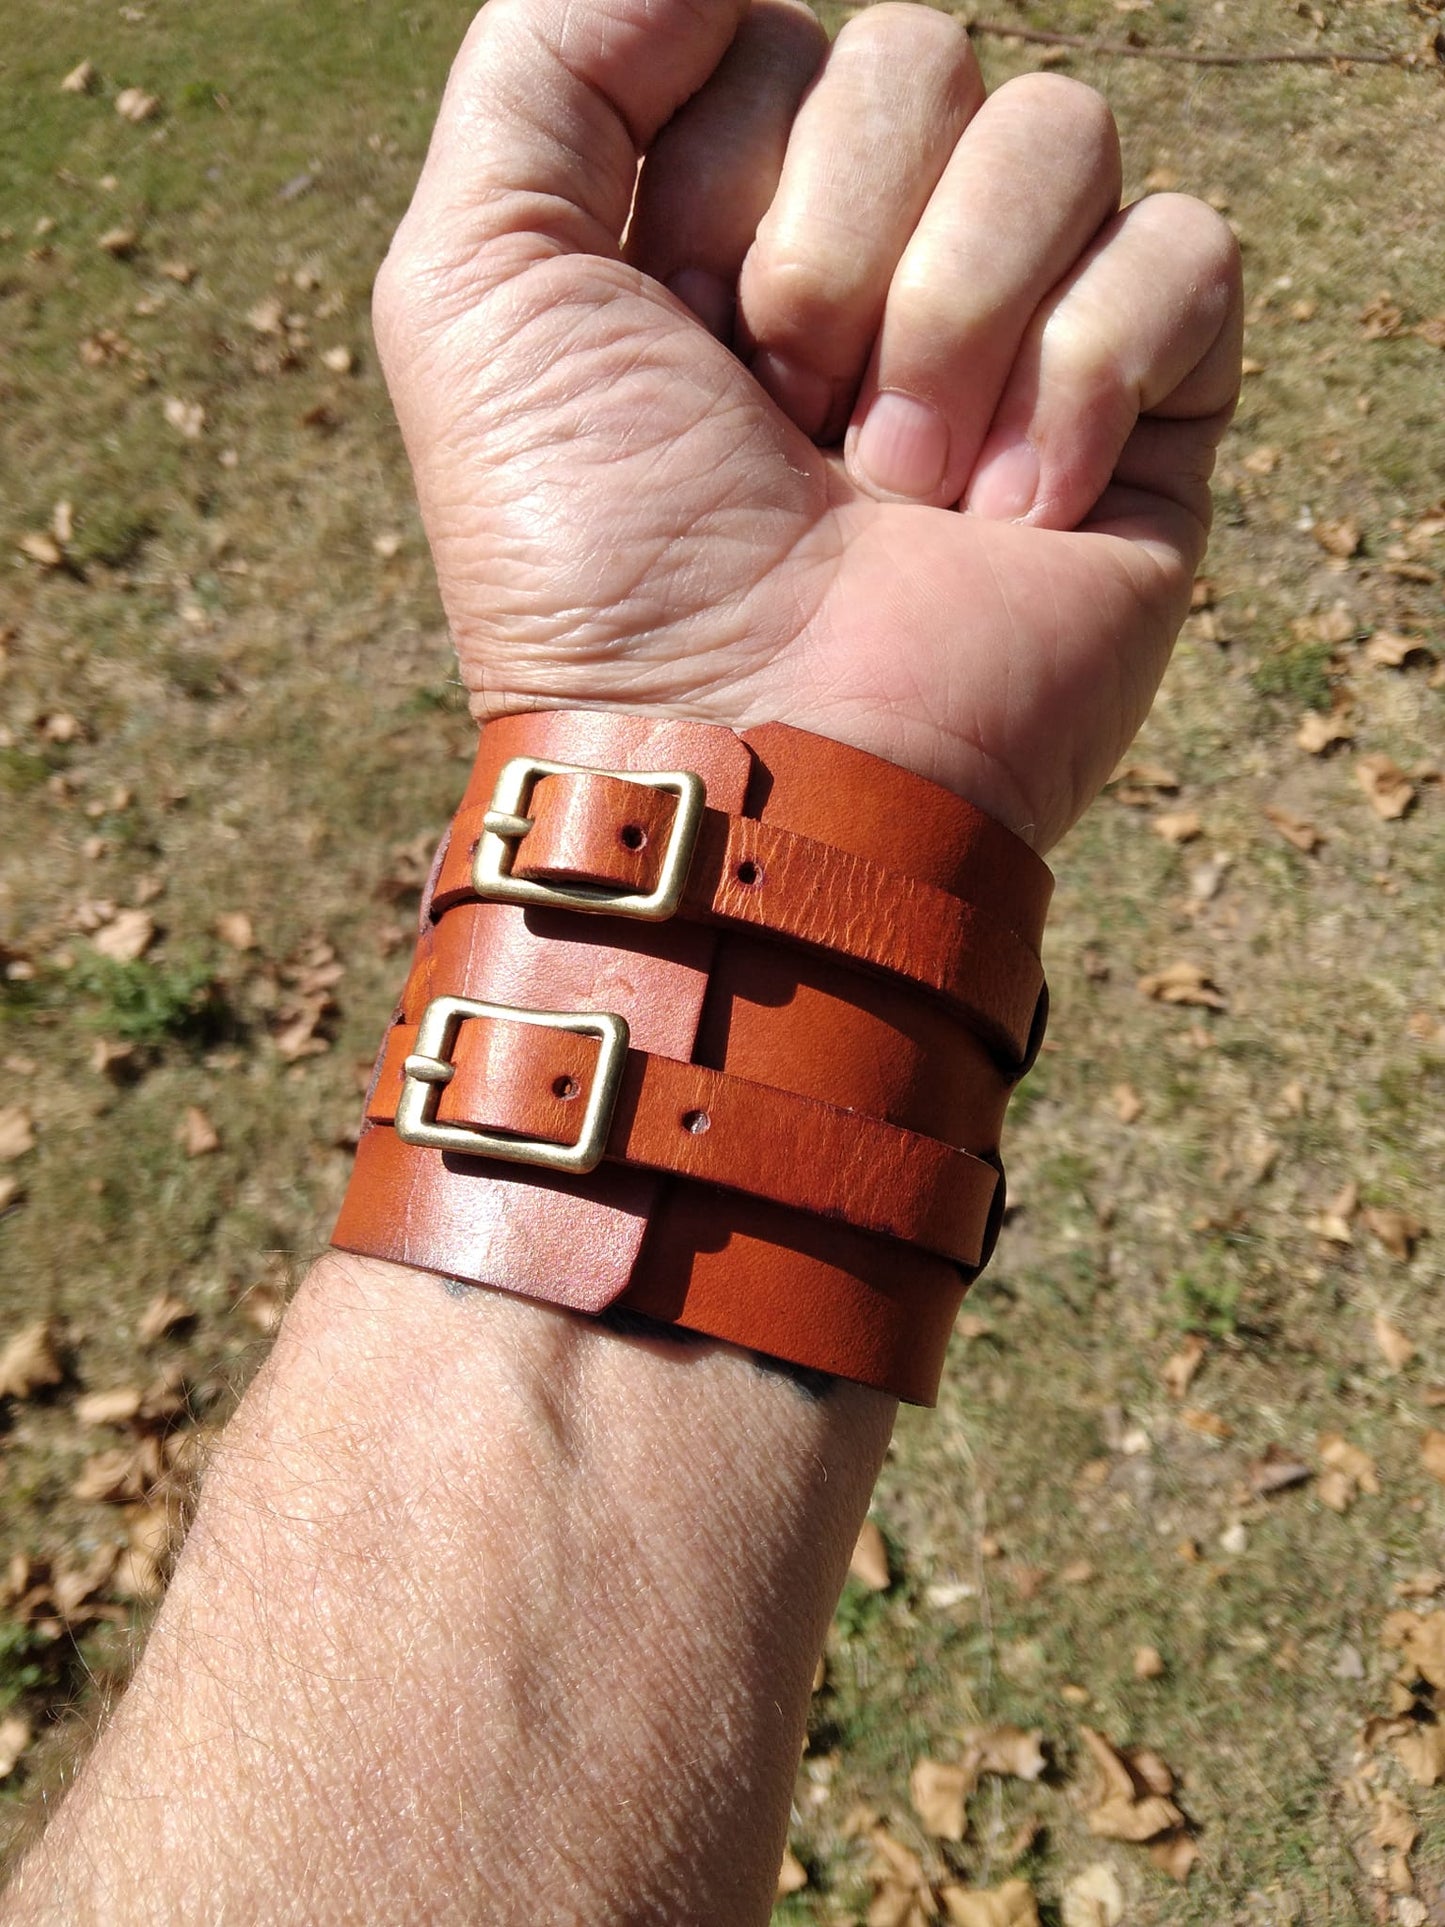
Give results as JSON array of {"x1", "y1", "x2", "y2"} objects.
[
  {"x1": 997, "y1": 71, "x2": 1118, "y2": 154},
  {"x1": 745, "y1": 238, "x2": 863, "y2": 346}
]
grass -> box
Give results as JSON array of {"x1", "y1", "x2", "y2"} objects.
[{"x1": 1, "y1": 0, "x2": 1443, "y2": 1920}]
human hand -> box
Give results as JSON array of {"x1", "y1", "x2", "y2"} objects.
[{"x1": 374, "y1": 0, "x2": 1241, "y2": 850}]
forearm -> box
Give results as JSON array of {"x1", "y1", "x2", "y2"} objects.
[{"x1": 5, "y1": 1252, "x2": 893, "y2": 1927}]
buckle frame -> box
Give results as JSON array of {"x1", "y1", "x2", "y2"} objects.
[
  {"x1": 394, "y1": 995, "x2": 628, "y2": 1176},
  {"x1": 473, "y1": 756, "x2": 705, "y2": 922}
]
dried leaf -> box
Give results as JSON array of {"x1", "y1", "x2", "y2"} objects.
[
  {"x1": 138, "y1": 1292, "x2": 194, "y2": 1345},
  {"x1": 1363, "y1": 1207, "x2": 1424, "y2": 1262},
  {"x1": 1148, "y1": 1833, "x2": 1199, "y2": 1882},
  {"x1": 1242, "y1": 445, "x2": 1279, "y2": 476},
  {"x1": 1312, "y1": 1180, "x2": 1359, "y2": 1245},
  {"x1": 160, "y1": 259, "x2": 195, "y2": 284},
  {"x1": 214, "y1": 911, "x2": 255, "y2": 951},
  {"x1": 246, "y1": 296, "x2": 285, "y2": 336},
  {"x1": 1359, "y1": 293, "x2": 1405, "y2": 339},
  {"x1": 1373, "y1": 1790, "x2": 1419, "y2": 1856},
  {"x1": 321, "y1": 344, "x2": 354, "y2": 375},
  {"x1": 939, "y1": 1882, "x2": 1039, "y2": 1927},
  {"x1": 910, "y1": 1757, "x2": 976, "y2": 1840},
  {"x1": 76, "y1": 1385, "x2": 143, "y2": 1427},
  {"x1": 50, "y1": 1544, "x2": 119, "y2": 1620},
  {"x1": 1264, "y1": 805, "x2": 1323, "y2": 853},
  {"x1": 1296, "y1": 711, "x2": 1355, "y2": 754},
  {"x1": 0, "y1": 1107, "x2": 36, "y2": 1162},
  {"x1": 1382, "y1": 1610, "x2": 1445, "y2": 1688},
  {"x1": 1356, "y1": 755, "x2": 1415, "y2": 821},
  {"x1": 1422, "y1": 1433, "x2": 1445, "y2": 1488},
  {"x1": 115, "y1": 87, "x2": 159, "y2": 122},
  {"x1": 162, "y1": 396, "x2": 206, "y2": 441},
  {"x1": 776, "y1": 1849, "x2": 808, "y2": 1899},
  {"x1": 1136, "y1": 962, "x2": 1226, "y2": 1010},
  {"x1": 97, "y1": 225, "x2": 138, "y2": 257},
  {"x1": 1319, "y1": 1432, "x2": 1379, "y2": 1494},
  {"x1": 0, "y1": 1716, "x2": 31, "y2": 1781},
  {"x1": 1162, "y1": 1335, "x2": 1206, "y2": 1399},
  {"x1": 178, "y1": 1106, "x2": 220, "y2": 1158},
  {"x1": 1133, "y1": 1645, "x2": 1166, "y2": 1680},
  {"x1": 1180, "y1": 1408, "x2": 1231, "y2": 1440},
  {"x1": 0, "y1": 1320, "x2": 63, "y2": 1400},
  {"x1": 1395, "y1": 1723, "x2": 1445, "y2": 1788},
  {"x1": 1374, "y1": 1314, "x2": 1416, "y2": 1372},
  {"x1": 1111, "y1": 1083, "x2": 1143, "y2": 1125},
  {"x1": 1249, "y1": 1443, "x2": 1313, "y2": 1495},
  {"x1": 1108, "y1": 761, "x2": 1178, "y2": 795},
  {"x1": 970, "y1": 1726, "x2": 1047, "y2": 1782},
  {"x1": 850, "y1": 1519, "x2": 891, "y2": 1592},
  {"x1": 1080, "y1": 1729, "x2": 1184, "y2": 1842},
  {"x1": 1153, "y1": 810, "x2": 1202, "y2": 844},
  {"x1": 1061, "y1": 1864, "x2": 1124, "y2": 1927},
  {"x1": 91, "y1": 908, "x2": 154, "y2": 962},
  {"x1": 1315, "y1": 517, "x2": 1361, "y2": 559},
  {"x1": 60, "y1": 59, "x2": 97, "y2": 94},
  {"x1": 1365, "y1": 630, "x2": 1431, "y2": 669},
  {"x1": 72, "y1": 1445, "x2": 151, "y2": 1504},
  {"x1": 19, "y1": 530, "x2": 64, "y2": 569}
]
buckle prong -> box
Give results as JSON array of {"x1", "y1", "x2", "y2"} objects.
[
  {"x1": 474, "y1": 756, "x2": 704, "y2": 922},
  {"x1": 394, "y1": 995, "x2": 628, "y2": 1176}
]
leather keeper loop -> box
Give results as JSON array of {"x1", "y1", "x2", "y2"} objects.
[{"x1": 332, "y1": 710, "x2": 1051, "y2": 1405}]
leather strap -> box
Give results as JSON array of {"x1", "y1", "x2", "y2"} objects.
[
  {"x1": 332, "y1": 710, "x2": 1051, "y2": 1405},
  {"x1": 365, "y1": 1012, "x2": 1002, "y2": 1267}
]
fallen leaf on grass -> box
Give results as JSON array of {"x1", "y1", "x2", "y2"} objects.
[
  {"x1": 1134, "y1": 1645, "x2": 1166, "y2": 1680},
  {"x1": 1315, "y1": 517, "x2": 1362, "y2": 559},
  {"x1": 1107, "y1": 761, "x2": 1178, "y2": 805},
  {"x1": 1363, "y1": 1207, "x2": 1424, "y2": 1262},
  {"x1": 863, "y1": 1824, "x2": 934, "y2": 1927},
  {"x1": 971, "y1": 1726, "x2": 1047, "y2": 1781},
  {"x1": 1312, "y1": 1180, "x2": 1359, "y2": 1245},
  {"x1": 1148, "y1": 1832, "x2": 1199, "y2": 1882},
  {"x1": 911, "y1": 1757, "x2": 975, "y2": 1840},
  {"x1": 850, "y1": 1519, "x2": 890, "y2": 1592},
  {"x1": 1374, "y1": 1314, "x2": 1416, "y2": 1372},
  {"x1": 1365, "y1": 630, "x2": 1432, "y2": 669},
  {"x1": 1079, "y1": 1727, "x2": 1185, "y2": 1842},
  {"x1": 1372, "y1": 1789, "x2": 1419, "y2": 1856},
  {"x1": 1061, "y1": 1864, "x2": 1124, "y2": 1927},
  {"x1": 178, "y1": 1106, "x2": 220, "y2": 1157},
  {"x1": 1162, "y1": 1335, "x2": 1207, "y2": 1399},
  {"x1": 76, "y1": 1386, "x2": 143, "y2": 1428},
  {"x1": 1136, "y1": 962, "x2": 1226, "y2": 1010},
  {"x1": 1359, "y1": 293, "x2": 1405, "y2": 340},
  {"x1": 939, "y1": 1882, "x2": 1039, "y2": 1927},
  {"x1": 60, "y1": 59, "x2": 97, "y2": 94},
  {"x1": 1318, "y1": 1433, "x2": 1379, "y2": 1511},
  {"x1": 18, "y1": 531, "x2": 64, "y2": 569},
  {"x1": 1242, "y1": 444, "x2": 1279, "y2": 476},
  {"x1": 0, "y1": 1108, "x2": 36, "y2": 1162},
  {"x1": 0, "y1": 1716, "x2": 31, "y2": 1781},
  {"x1": 1356, "y1": 755, "x2": 1415, "y2": 820},
  {"x1": 49, "y1": 1544, "x2": 120, "y2": 1621},
  {"x1": 1421, "y1": 1433, "x2": 1445, "y2": 1488},
  {"x1": 1153, "y1": 810, "x2": 1202, "y2": 844},
  {"x1": 138, "y1": 1292, "x2": 194, "y2": 1344},
  {"x1": 91, "y1": 908, "x2": 153, "y2": 962},
  {"x1": 0, "y1": 1320, "x2": 63, "y2": 1400},
  {"x1": 1382, "y1": 1611, "x2": 1445, "y2": 1689},
  {"x1": 1179, "y1": 1408, "x2": 1231, "y2": 1441},
  {"x1": 1111, "y1": 1083, "x2": 1143, "y2": 1125},
  {"x1": 0, "y1": 1177, "x2": 23, "y2": 1213},
  {"x1": 162, "y1": 396, "x2": 205, "y2": 442},
  {"x1": 97, "y1": 225, "x2": 138, "y2": 257},
  {"x1": 72, "y1": 1444, "x2": 154, "y2": 1504},
  {"x1": 1264, "y1": 805, "x2": 1323, "y2": 852},
  {"x1": 776, "y1": 1849, "x2": 808, "y2": 1899},
  {"x1": 214, "y1": 910, "x2": 255, "y2": 951},
  {"x1": 246, "y1": 295, "x2": 285, "y2": 336},
  {"x1": 115, "y1": 87, "x2": 159, "y2": 122},
  {"x1": 1249, "y1": 1443, "x2": 1313, "y2": 1495},
  {"x1": 1296, "y1": 711, "x2": 1355, "y2": 755},
  {"x1": 321, "y1": 345, "x2": 354, "y2": 374}
]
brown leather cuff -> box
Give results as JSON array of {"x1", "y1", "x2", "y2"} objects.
[{"x1": 331, "y1": 710, "x2": 1051, "y2": 1405}]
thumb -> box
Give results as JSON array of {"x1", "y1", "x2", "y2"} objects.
[{"x1": 391, "y1": 0, "x2": 748, "y2": 300}]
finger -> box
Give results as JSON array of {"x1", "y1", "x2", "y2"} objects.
[
  {"x1": 737, "y1": 4, "x2": 985, "y2": 440},
  {"x1": 843, "y1": 74, "x2": 1121, "y2": 506},
  {"x1": 626, "y1": 0, "x2": 827, "y2": 343},
  {"x1": 383, "y1": 0, "x2": 749, "y2": 311},
  {"x1": 963, "y1": 193, "x2": 1243, "y2": 528}
]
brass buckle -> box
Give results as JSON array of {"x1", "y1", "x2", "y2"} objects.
[
  {"x1": 474, "y1": 756, "x2": 704, "y2": 922},
  {"x1": 394, "y1": 995, "x2": 628, "y2": 1176}
]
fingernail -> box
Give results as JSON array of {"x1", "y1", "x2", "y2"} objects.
[
  {"x1": 666, "y1": 268, "x2": 733, "y2": 344},
  {"x1": 853, "y1": 391, "x2": 949, "y2": 501},
  {"x1": 751, "y1": 350, "x2": 833, "y2": 439},
  {"x1": 965, "y1": 432, "x2": 1040, "y2": 522}
]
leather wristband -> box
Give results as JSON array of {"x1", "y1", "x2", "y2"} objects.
[{"x1": 332, "y1": 710, "x2": 1052, "y2": 1404}]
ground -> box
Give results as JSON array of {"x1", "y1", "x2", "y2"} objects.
[{"x1": 0, "y1": 1, "x2": 1442, "y2": 1920}]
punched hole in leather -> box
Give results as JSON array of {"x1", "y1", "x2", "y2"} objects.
[{"x1": 333, "y1": 710, "x2": 1052, "y2": 1405}]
